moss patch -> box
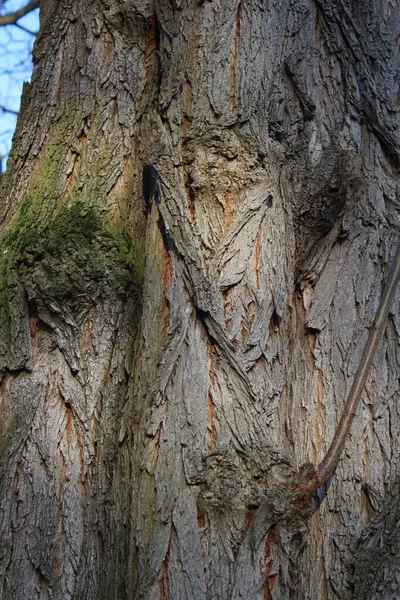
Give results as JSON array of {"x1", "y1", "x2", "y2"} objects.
[
  {"x1": 0, "y1": 107, "x2": 145, "y2": 352},
  {"x1": 0, "y1": 252, "x2": 14, "y2": 345},
  {"x1": 3, "y1": 201, "x2": 100, "y2": 257},
  {"x1": 0, "y1": 200, "x2": 145, "y2": 347}
]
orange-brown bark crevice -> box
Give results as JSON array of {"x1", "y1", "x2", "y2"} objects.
[
  {"x1": 29, "y1": 313, "x2": 38, "y2": 340},
  {"x1": 159, "y1": 556, "x2": 168, "y2": 600},
  {"x1": 186, "y1": 184, "x2": 196, "y2": 222},
  {"x1": 222, "y1": 152, "x2": 246, "y2": 232},
  {"x1": 104, "y1": 36, "x2": 116, "y2": 73},
  {"x1": 244, "y1": 507, "x2": 253, "y2": 533},
  {"x1": 183, "y1": 80, "x2": 193, "y2": 126},
  {"x1": 65, "y1": 405, "x2": 73, "y2": 445},
  {"x1": 139, "y1": 12, "x2": 159, "y2": 107},
  {"x1": 81, "y1": 321, "x2": 92, "y2": 361},
  {"x1": 311, "y1": 502, "x2": 328, "y2": 597},
  {"x1": 228, "y1": 2, "x2": 242, "y2": 93},
  {"x1": 261, "y1": 528, "x2": 277, "y2": 600},
  {"x1": 144, "y1": 13, "x2": 157, "y2": 57},
  {"x1": 159, "y1": 522, "x2": 174, "y2": 600},
  {"x1": 321, "y1": 555, "x2": 329, "y2": 600},
  {"x1": 207, "y1": 393, "x2": 216, "y2": 452}
]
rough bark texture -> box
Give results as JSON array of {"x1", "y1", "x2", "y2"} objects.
[{"x1": 0, "y1": 1, "x2": 399, "y2": 599}]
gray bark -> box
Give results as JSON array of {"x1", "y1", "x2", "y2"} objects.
[{"x1": 0, "y1": 1, "x2": 399, "y2": 599}]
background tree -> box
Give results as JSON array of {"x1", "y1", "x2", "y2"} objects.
[
  {"x1": 0, "y1": 1, "x2": 399, "y2": 599},
  {"x1": 0, "y1": 0, "x2": 39, "y2": 172}
]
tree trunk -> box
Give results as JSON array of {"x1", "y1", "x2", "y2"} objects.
[{"x1": 0, "y1": 1, "x2": 399, "y2": 598}]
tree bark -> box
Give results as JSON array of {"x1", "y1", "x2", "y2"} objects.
[{"x1": 0, "y1": 1, "x2": 399, "y2": 599}]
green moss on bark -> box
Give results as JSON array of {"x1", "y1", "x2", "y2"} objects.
[
  {"x1": 0, "y1": 109, "x2": 145, "y2": 348},
  {"x1": 0, "y1": 253, "x2": 14, "y2": 345},
  {"x1": 1, "y1": 199, "x2": 145, "y2": 340}
]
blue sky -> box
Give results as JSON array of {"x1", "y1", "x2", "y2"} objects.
[{"x1": 0, "y1": 0, "x2": 39, "y2": 172}]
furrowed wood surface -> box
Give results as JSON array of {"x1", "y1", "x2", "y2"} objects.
[
  {"x1": 0, "y1": 0, "x2": 399, "y2": 599},
  {"x1": 295, "y1": 238, "x2": 400, "y2": 499}
]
